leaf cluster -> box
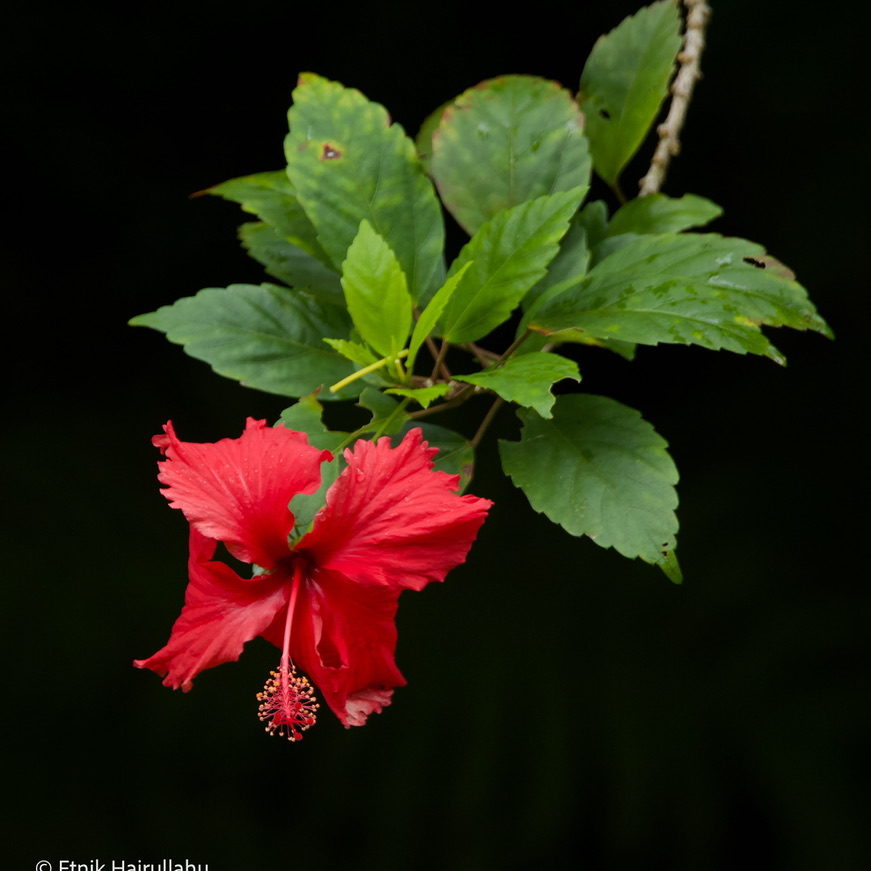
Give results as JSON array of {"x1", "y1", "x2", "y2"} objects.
[{"x1": 131, "y1": 2, "x2": 830, "y2": 580}]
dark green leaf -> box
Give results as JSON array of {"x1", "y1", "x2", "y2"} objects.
[
  {"x1": 206, "y1": 170, "x2": 332, "y2": 264},
  {"x1": 439, "y1": 188, "x2": 586, "y2": 344},
  {"x1": 130, "y1": 284, "x2": 359, "y2": 398},
  {"x1": 430, "y1": 75, "x2": 591, "y2": 234},
  {"x1": 522, "y1": 216, "x2": 591, "y2": 313},
  {"x1": 529, "y1": 233, "x2": 832, "y2": 363},
  {"x1": 239, "y1": 222, "x2": 344, "y2": 305},
  {"x1": 454, "y1": 352, "x2": 580, "y2": 418},
  {"x1": 407, "y1": 262, "x2": 473, "y2": 370},
  {"x1": 278, "y1": 393, "x2": 346, "y2": 450},
  {"x1": 357, "y1": 387, "x2": 409, "y2": 435},
  {"x1": 285, "y1": 73, "x2": 445, "y2": 302},
  {"x1": 415, "y1": 101, "x2": 451, "y2": 174},
  {"x1": 341, "y1": 221, "x2": 413, "y2": 358},
  {"x1": 499, "y1": 394, "x2": 679, "y2": 566},
  {"x1": 279, "y1": 394, "x2": 346, "y2": 534},
  {"x1": 579, "y1": 1, "x2": 682, "y2": 186},
  {"x1": 606, "y1": 193, "x2": 722, "y2": 237},
  {"x1": 398, "y1": 422, "x2": 476, "y2": 491}
]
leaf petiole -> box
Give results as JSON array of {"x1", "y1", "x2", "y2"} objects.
[{"x1": 328, "y1": 349, "x2": 409, "y2": 393}]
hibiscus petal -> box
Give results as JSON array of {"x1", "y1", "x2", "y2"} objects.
[
  {"x1": 264, "y1": 568, "x2": 407, "y2": 728},
  {"x1": 154, "y1": 418, "x2": 332, "y2": 568},
  {"x1": 134, "y1": 529, "x2": 291, "y2": 691},
  {"x1": 299, "y1": 428, "x2": 492, "y2": 591}
]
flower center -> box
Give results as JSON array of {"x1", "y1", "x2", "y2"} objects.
[{"x1": 256, "y1": 562, "x2": 319, "y2": 741}]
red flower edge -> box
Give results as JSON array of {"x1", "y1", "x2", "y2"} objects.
[{"x1": 135, "y1": 419, "x2": 492, "y2": 737}]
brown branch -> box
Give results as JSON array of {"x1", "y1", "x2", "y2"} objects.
[
  {"x1": 469, "y1": 397, "x2": 505, "y2": 448},
  {"x1": 638, "y1": 0, "x2": 712, "y2": 196}
]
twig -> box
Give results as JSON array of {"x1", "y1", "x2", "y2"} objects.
[
  {"x1": 470, "y1": 397, "x2": 505, "y2": 448},
  {"x1": 464, "y1": 342, "x2": 500, "y2": 366},
  {"x1": 429, "y1": 339, "x2": 452, "y2": 382},
  {"x1": 638, "y1": 0, "x2": 711, "y2": 196}
]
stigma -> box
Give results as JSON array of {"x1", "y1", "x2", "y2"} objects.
[{"x1": 257, "y1": 661, "x2": 319, "y2": 741}]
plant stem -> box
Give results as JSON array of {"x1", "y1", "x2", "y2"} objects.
[
  {"x1": 496, "y1": 329, "x2": 533, "y2": 364},
  {"x1": 329, "y1": 349, "x2": 409, "y2": 393},
  {"x1": 638, "y1": 0, "x2": 712, "y2": 196},
  {"x1": 470, "y1": 397, "x2": 505, "y2": 448},
  {"x1": 429, "y1": 339, "x2": 451, "y2": 382}
]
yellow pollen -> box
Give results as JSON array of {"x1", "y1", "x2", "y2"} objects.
[{"x1": 256, "y1": 661, "x2": 319, "y2": 742}]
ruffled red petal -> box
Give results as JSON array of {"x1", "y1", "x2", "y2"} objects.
[
  {"x1": 261, "y1": 567, "x2": 407, "y2": 727},
  {"x1": 134, "y1": 529, "x2": 291, "y2": 691},
  {"x1": 298, "y1": 428, "x2": 492, "y2": 591},
  {"x1": 153, "y1": 418, "x2": 331, "y2": 568}
]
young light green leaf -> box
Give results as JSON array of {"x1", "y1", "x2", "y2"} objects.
[
  {"x1": 439, "y1": 187, "x2": 587, "y2": 344},
  {"x1": 357, "y1": 387, "x2": 409, "y2": 435},
  {"x1": 430, "y1": 75, "x2": 591, "y2": 234},
  {"x1": 385, "y1": 384, "x2": 451, "y2": 409},
  {"x1": 454, "y1": 352, "x2": 580, "y2": 418},
  {"x1": 285, "y1": 73, "x2": 445, "y2": 302},
  {"x1": 322, "y1": 337, "x2": 380, "y2": 367},
  {"x1": 398, "y1": 422, "x2": 476, "y2": 491},
  {"x1": 407, "y1": 261, "x2": 473, "y2": 370},
  {"x1": 529, "y1": 233, "x2": 832, "y2": 364},
  {"x1": 341, "y1": 221, "x2": 413, "y2": 358},
  {"x1": 606, "y1": 193, "x2": 722, "y2": 237},
  {"x1": 499, "y1": 394, "x2": 679, "y2": 566},
  {"x1": 239, "y1": 222, "x2": 344, "y2": 305},
  {"x1": 579, "y1": 1, "x2": 682, "y2": 187},
  {"x1": 129, "y1": 284, "x2": 359, "y2": 398},
  {"x1": 206, "y1": 170, "x2": 332, "y2": 265}
]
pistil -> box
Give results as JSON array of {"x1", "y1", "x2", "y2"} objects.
[{"x1": 256, "y1": 562, "x2": 319, "y2": 741}]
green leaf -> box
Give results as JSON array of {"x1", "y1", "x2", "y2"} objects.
[
  {"x1": 398, "y1": 422, "x2": 476, "y2": 491},
  {"x1": 430, "y1": 75, "x2": 591, "y2": 234},
  {"x1": 206, "y1": 170, "x2": 332, "y2": 264},
  {"x1": 285, "y1": 73, "x2": 445, "y2": 302},
  {"x1": 341, "y1": 221, "x2": 413, "y2": 358},
  {"x1": 279, "y1": 394, "x2": 346, "y2": 534},
  {"x1": 499, "y1": 395, "x2": 679, "y2": 566},
  {"x1": 130, "y1": 284, "x2": 359, "y2": 398},
  {"x1": 415, "y1": 101, "x2": 451, "y2": 174},
  {"x1": 454, "y1": 352, "x2": 580, "y2": 418},
  {"x1": 439, "y1": 188, "x2": 586, "y2": 344},
  {"x1": 407, "y1": 262, "x2": 473, "y2": 370},
  {"x1": 579, "y1": 0, "x2": 682, "y2": 187},
  {"x1": 322, "y1": 337, "x2": 380, "y2": 367},
  {"x1": 278, "y1": 393, "x2": 347, "y2": 450},
  {"x1": 529, "y1": 233, "x2": 832, "y2": 363},
  {"x1": 385, "y1": 384, "x2": 451, "y2": 409},
  {"x1": 607, "y1": 193, "x2": 723, "y2": 237},
  {"x1": 522, "y1": 218, "x2": 592, "y2": 313},
  {"x1": 239, "y1": 222, "x2": 344, "y2": 305},
  {"x1": 357, "y1": 387, "x2": 409, "y2": 435}
]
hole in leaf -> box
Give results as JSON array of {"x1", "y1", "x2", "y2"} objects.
[{"x1": 599, "y1": 108, "x2": 612, "y2": 120}]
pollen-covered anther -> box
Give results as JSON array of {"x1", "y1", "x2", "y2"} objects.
[{"x1": 256, "y1": 662, "x2": 319, "y2": 742}]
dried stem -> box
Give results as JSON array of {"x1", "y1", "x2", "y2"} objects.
[{"x1": 638, "y1": 0, "x2": 711, "y2": 196}]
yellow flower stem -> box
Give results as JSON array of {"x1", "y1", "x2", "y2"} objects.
[{"x1": 329, "y1": 349, "x2": 409, "y2": 393}]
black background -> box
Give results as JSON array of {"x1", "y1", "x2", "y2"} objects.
[{"x1": 5, "y1": 1, "x2": 869, "y2": 868}]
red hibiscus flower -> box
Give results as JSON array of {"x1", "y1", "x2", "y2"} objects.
[{"x1": 134, "y1": 419, "x2": 492, "y2": 741}]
